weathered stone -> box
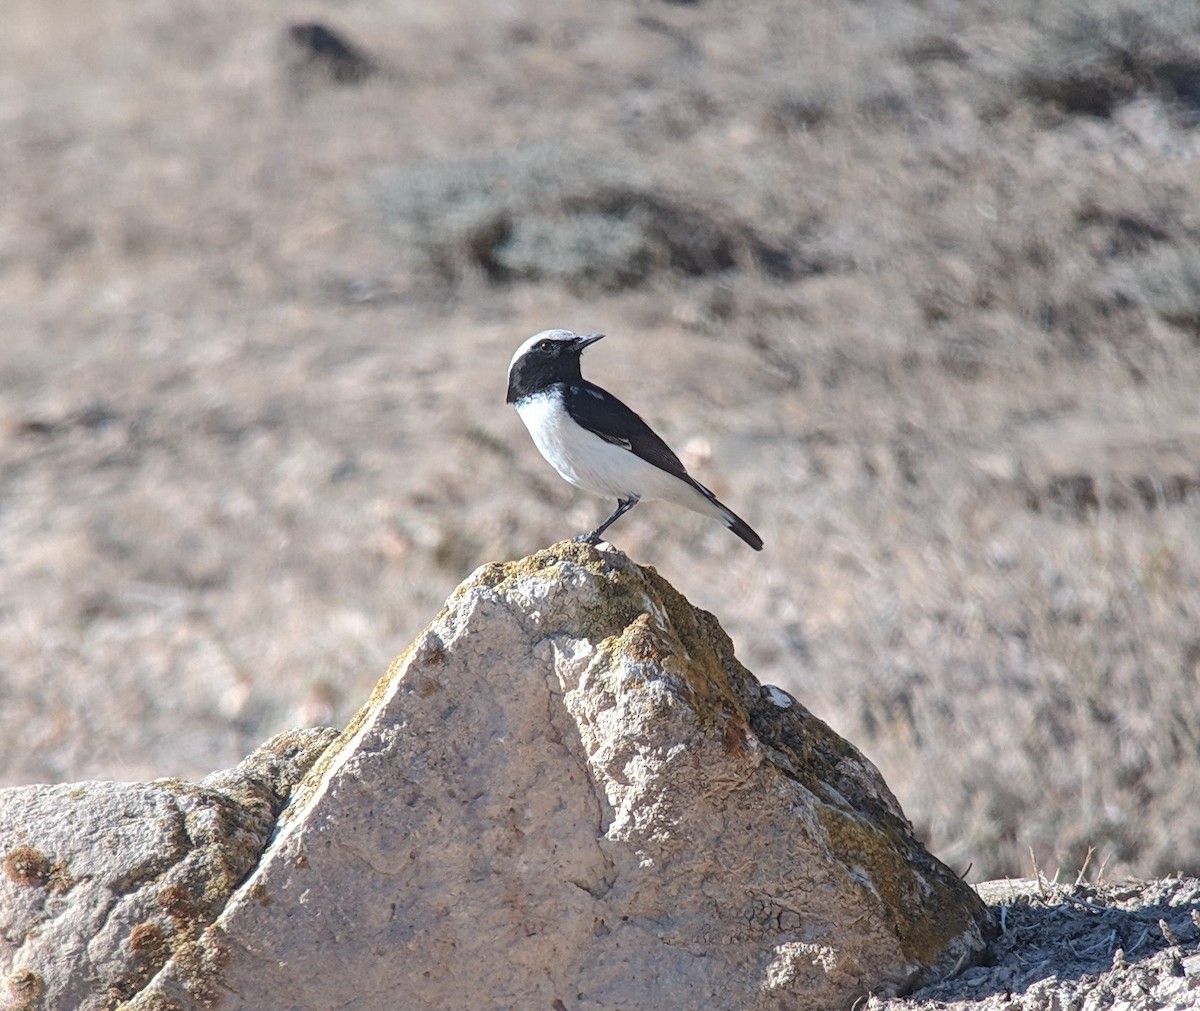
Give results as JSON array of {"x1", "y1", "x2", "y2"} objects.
[
  {"x1": 139, "y1": 541, "x2": 992, "y2": 1010},
  {"x1": 0, "y1": 728, "x2": 338, "y2": 1011},
  {"x1": 3, "y1": 545, "x2": 993, "y2": 1009}
]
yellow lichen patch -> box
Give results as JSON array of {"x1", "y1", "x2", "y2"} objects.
[{"x1": 616, "y1": 613, "x2": 673, "y2": 666}]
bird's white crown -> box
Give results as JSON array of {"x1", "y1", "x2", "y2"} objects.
[{"x1": 508, "y1": 329, "x2": 580, "y2": 372}]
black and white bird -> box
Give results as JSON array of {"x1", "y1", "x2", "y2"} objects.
[{"x1": 506, "y1": 329, "x2": 763, "y2": 550}]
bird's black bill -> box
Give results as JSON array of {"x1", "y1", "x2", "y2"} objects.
[{"x1": 572, "y1": 333, "x2": 605, "y2": 352}]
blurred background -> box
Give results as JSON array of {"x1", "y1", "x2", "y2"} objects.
[{"x1": 2, "y1": 0, "x2": 1199, "y2": 882}]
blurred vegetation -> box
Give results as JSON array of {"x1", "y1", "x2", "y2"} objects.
[{"x1": 1, "y1": 0, "x2": 1198, "y2": 882}]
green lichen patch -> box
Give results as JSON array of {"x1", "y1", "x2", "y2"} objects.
[
  {"x1": 617, "y1": 564, "x2": 759, "y2": 741},
  {"x1": 817, "y1": 804, "x2": 992, "y2": 970}
]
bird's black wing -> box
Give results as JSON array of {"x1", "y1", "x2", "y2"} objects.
[{"x1": 564, "y1": 380, "x2": 691, "y2": 482}]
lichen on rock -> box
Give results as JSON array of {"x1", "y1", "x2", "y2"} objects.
[
  {"x1": 189, "y1": 542, "x2": 992, "y2": 1010},
  {"x1": 2, "y1": 545, "x2": 993, "y2": 1010}
]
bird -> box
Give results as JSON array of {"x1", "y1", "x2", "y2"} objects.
[{"x1": 506, "y1": 329, "x2": 763, "y2": 550}]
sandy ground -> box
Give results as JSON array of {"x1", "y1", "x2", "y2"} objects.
[{"x1": 3, "y1": 0, "x2": 1200, "y2": 903}]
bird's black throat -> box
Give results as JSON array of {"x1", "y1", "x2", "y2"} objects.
[{"x1": 506, "y1": 343, "x2": 585, "y2": 403}]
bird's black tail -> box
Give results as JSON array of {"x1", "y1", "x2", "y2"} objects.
[
  {"x1": 724, "y1": 509, "x2": 764, "y2": 551},
  {"x1": 688, "y1": 478, "x2": 763, "y2": 550}
]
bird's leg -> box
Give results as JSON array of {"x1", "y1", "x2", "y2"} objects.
[{"x1": 576, "y1": 496, "x2": 639, "y2": 545}]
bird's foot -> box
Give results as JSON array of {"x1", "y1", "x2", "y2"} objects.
[{"x1": 574, "y1": 531, "x2": 602, "y2": 545}]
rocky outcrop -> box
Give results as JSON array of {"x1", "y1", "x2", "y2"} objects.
[
  {"x1": 1, "y1": 543, "x2": 992, "y2": 1010},
  {"x1": 0, "y1": 727, "x2": 338, "y2": 1011}
]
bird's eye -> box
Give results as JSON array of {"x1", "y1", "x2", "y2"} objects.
[{"x1": 537, "y1": 340, "x2": 551, "y2": 351}]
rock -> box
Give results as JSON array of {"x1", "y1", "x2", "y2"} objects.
[
  {"x1": 0, "y1": 727, "x2": 338, "y2": 1011},
  {"x1": 3, "y1": 544, "x2": 992, "y2": 1009},
  {"x1": 151, "y1": 542, "x2": 989, "y2": 1009}
]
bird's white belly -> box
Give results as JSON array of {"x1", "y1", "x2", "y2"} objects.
[{"x1": 514, "y1": 392, "x2": 722, "y2": 518}]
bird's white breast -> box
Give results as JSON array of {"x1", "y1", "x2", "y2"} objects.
[
  {"x1": 514, "y1": 391, "x2": 629, "y2": 496},
  {"x1": 513, "y1": 389, "x2": 723, "y2": 519}
]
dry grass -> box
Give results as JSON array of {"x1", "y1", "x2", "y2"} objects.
[{"x1": 2, "y1": 0, "x2": 1199, "y2": 880}]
